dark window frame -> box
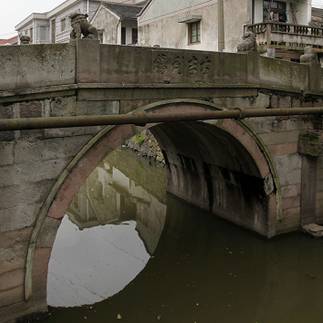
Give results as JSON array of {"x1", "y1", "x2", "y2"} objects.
[
  {"x1": 121, "y1": 27, "x2": 126, "y2": 45},
  {"x1": 188, "y1": 21, "x2": 201, "y2": 44},
  {"x1": 132, "y1": 28, "x2": 138, "y2": 44},
  {"x1": 61, "y1": 18, "x2": 66, "y2": 32},
  {"x1": 98, "y1": 30, "x2": 104, "y2": 44},
  {"x1": 263, "y1": 0, "x2": 287, "y2": 22}
]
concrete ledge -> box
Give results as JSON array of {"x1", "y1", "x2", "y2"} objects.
[{"x1": 0, "y1": 44, "x2": 75, "y2": 91}]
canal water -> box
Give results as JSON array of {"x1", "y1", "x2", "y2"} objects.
[{"x1": 44, "y1": 148, "x2": 323, "y2": 323}]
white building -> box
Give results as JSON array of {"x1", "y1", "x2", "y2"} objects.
[
  {"x1": 91, "y1": 2, "x2": 145, "y2": 45},
  {"x1": 139, "y1": 0, "x2": 220, "y2": 51},
  {"x1": 138, "y1": 0, "x2": 315, "y2": 60},
  {"x1": 15, "y1": 0, "x2": 144, "y2": 44}
]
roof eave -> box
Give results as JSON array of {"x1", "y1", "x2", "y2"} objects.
[{"x1": 138, "y1": 0, "x2": 153, "y2": 18}]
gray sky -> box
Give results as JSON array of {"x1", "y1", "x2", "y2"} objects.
[
  {"x1": 0, "y1": 0, "x2": 63, "y2": 38},
  {"x1": 1, "y1": 0, "x2": 323, "y2": 38}
]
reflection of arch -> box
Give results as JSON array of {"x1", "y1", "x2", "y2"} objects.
[{"x1": 25, "y1": 99, "x2": 281, "y2": 301}]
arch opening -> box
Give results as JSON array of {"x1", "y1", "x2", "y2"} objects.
[
  {"x1": 150, "y1": 121, "x2": 268, "y2": 235},
  {"x1": 26, "y1": 99, "x2": 279, "y2": 306},
  {"x1": 47, "y1": 148, "x2": 167, "y2": 307}
]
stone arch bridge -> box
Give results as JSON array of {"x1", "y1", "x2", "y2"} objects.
[{"x1": 1, "y1": 40, "x2": 323, "y2": 322}]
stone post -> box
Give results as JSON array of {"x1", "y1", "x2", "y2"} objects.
[
  {"x1": 218, "y1": 0, "x2": 225, "y2": 52},
  {"x1": 299, "y1": 131, "x2": 321, "y2": 225},
  {"x1": 75, "y1": 39, "x2": 101, "y2": 83}
]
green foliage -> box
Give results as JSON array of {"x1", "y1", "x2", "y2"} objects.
[{"x1": 133, "y1": 133, "x2": 146, "y2": 146}]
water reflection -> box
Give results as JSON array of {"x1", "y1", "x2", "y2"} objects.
[
  {"x1": 47, "y1": 149, "x2": 323, "y2": 323},
  {"x1": 47, "y1": 149, "x2": 167, "y2": 307},
  {"x1": 48, "y1": 219, "x2": 150, "y2": 307}
]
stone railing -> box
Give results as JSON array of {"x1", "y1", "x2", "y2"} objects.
[
  {"x1": 244, "y1": 22, "x2": 323, "y2": 51},
  {"x1": 245, "y1": 22, "x2": 323, "y2": 37},
  {"x1": 1, "y1": 39, "x2": 323, "y2": 95}
]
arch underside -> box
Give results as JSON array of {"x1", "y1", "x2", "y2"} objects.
[
  {"x1": 26, "y1": 100, "x2": 279, "y2": 304},
  {"x1": 151, "y1": 121, "x2": 268, "y2": 235}
]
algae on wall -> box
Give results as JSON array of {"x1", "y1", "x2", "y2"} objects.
[{"x1": 126, "y1": 130, "x2": 165, "y2": 163}]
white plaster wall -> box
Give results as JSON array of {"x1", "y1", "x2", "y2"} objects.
[
  {"x1": 224, "y1": 0, "x2": 252, "y2": 52},
  {"x1": 254, "y1": 0, "x2": 264, "y2": 23},
  {"x1": 88, "y1": 1, "x2": 101, "y2": 19},
  {"x1": 139, "y1": 0, "x2": 252, "y2": 52},
  {"x1": 291, "y1": 0, "x2": 312, "y2": 25},
  {"x1": 140, "y1": 0, "x2": 217, "y2": 24},
  {"x1": 139, "y1": 1, "x2": 218, "y2": 51},
  {"x1": 91, "y1": 7, "x2": 120, "y2": 44}
]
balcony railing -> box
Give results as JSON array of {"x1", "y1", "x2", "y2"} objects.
[{"x1": 244, "y1": 22, "x2": 323, "y2": 51}]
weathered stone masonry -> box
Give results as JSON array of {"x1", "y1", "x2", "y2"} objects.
[{"x1": 1, "y1": 40, "x2": 323, "y2": 322}]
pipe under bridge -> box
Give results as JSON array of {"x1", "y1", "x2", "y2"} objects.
[{"x1": 1, "y1": 106, "x2": 323, "y2": 131}]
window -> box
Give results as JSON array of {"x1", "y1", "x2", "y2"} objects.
[
  {"x1": 188, "y1": 21, "x2": 201, "y2": 44},
  {"x1": 30, "y1": 28, "x2": 33, "y2": 42},
  {"x1": 263, "y1": 0, "x2": 287, "y2": 22},
  {"x1": 39, "y1": 26, "x2": 48, "y2": 41},
  {"x1": 121, "y1": 27, "x2": 126, "y2": 45},
  {"x1": 132, "y1": 28, "x2": 138, "y2": 44},
  {"x1": 51, "y1": 19, "x2": 56, "y2": 43},
  {"x1": 98, "y1": 30, "x2": 104, "y2": 44},
  {"x1": 61, "y1": 18, "x2": 66, "y2": 32}
]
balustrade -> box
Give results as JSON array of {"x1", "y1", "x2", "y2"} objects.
[
  {"x1": 243, "y1": 22, "x2": 323, "y2": 50},
  {"x1": 245, "y1": 22, "x2": 323, "y2": 37}
]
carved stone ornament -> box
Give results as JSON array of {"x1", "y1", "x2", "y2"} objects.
[
  {"x1": 19, "y1": 34, "x2": 31, "y2": 45},
  {"x1": 300, "y1": 46, "x2": 319, "y2": 64},
  {"x1": 264, "y1": 174, "x2": 274, "y2": 195},
  {"x1": 237, "y1": 31, "x2": 257, "y2": 53},
  {"x1": 69, "y1": 13, "x2": 98, "y2": 40}
]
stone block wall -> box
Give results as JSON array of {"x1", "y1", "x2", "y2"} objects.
[
  {"x1": 0, "y1": 44, "x2": 75, "y2": 91},
  {"x1": 316, "y1": 146, "x2": 323, "y2": 223},
  {"x1": 250, "y1": 114, "x2": 323, "y2": 233},
  {"x1": 0, "y1": 95, "x2": 119, "y2": 322}
]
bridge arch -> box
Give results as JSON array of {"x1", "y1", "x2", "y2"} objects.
[{"x1": 24, "y1": 99, "x2": 281, "y2": 303}]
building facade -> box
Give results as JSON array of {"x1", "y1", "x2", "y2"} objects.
[
  {"x1": 91, "y1": 2, "x2": 145, "y2": 45},
  {"x1": 311, "y1": 6, "x2": 323, "y2": 26},
  {"x1": 138, "y1": 0, "x2": 220, "y2": 51},
  {"x1": 138, "y1": 0, "x2": 314, "y2": 60},
  {"x1": 15, "y1": 0, "x2": 144, "y2": 44}
]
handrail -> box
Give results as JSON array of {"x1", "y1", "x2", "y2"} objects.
[{"x1": 245, "y1": 22, "x2": 323, "y2": 37}]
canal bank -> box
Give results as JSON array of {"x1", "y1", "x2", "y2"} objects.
[{"x1": 125, "y1": 130, "x2": 165, "y2": 164}]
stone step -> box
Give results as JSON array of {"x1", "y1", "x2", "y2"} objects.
[{"x1": 302, "y1": 223, "x2": 323, "y2": 238}]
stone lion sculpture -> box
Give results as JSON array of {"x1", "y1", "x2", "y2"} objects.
[
  {"x1": 300, "y1": 46, "x2": 319, "y2": 64},
  {"x1": 19, "y1": 34, "x2": 31, "y2": 45},
  {"x1": 237, "y1": 31, "x2": 257, "y2": 53},
  {"x1": 69, "y1": 13, "x2": 98, "y2": 40}
]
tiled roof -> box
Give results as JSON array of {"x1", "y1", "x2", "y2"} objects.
[
  {"x1": 0, "y1": 35, "x2": 18, "y2": 45},
  {"x1": 102, "y1": 3, "x2": 144, "y2": 20},
  {"x1": 312, "y1": 7, "x2": 323, "y2": 19},
  {"x1": 137, "y1": 0, "x2": 152, "y2": 17}
]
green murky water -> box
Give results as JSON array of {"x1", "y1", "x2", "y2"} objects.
[{"x1": 44, "y1": 149, "x2": 323, "y2": 323}]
